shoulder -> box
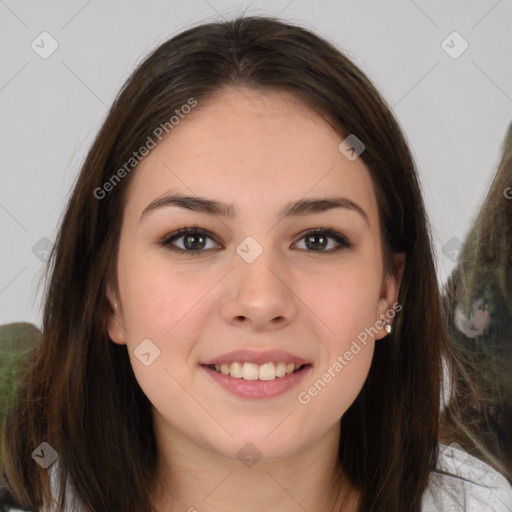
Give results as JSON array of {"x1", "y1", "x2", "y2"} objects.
[
  {"x1": 421, "y1": 442, "x2": 512, "y2": 511},
  {"x1": 36, "y1": 461, "x2": 85, "y2": 512}
]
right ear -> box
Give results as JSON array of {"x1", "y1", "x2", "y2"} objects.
[{"x1": 106, "y1": 284, "x2": 127, "y2": 346}]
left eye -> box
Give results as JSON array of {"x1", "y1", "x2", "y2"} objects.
[
  {"x1": 293, "y1": 228, "x2": 351, "y2": 252},
  {"x1": 158, "y1": 227, "x2": 351, "y2": 254}
]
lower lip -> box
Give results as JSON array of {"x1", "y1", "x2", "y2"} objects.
[{"x1": 200, "y1": 364, "x2": 312, "y2": 399}]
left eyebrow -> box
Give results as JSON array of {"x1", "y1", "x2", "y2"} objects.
[{"x1": 139, "y1": 192, "x2": 369, "y2": 226}]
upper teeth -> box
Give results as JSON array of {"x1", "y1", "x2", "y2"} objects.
[{"x1": 213, "y1": 362, "x2": 303, "y2": 380}]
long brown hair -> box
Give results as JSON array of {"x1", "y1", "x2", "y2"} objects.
[
  {"x1": 440, "y1": 124, "x2": 512, "y2": 482},
  {"x1": 2, "y1": 15, "x2": 448, "y2": 511}
]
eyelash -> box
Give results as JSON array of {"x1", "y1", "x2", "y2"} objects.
[{"x1": 157, "y1": 226, "x2": 352, "y2": 255}]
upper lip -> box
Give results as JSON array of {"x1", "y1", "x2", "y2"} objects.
[{"x1": 201, "y1": 349, "x2": 312, "y2": 366}]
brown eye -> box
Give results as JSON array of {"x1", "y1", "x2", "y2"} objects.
[
  {"x1": 159, "y1": 228, "x2": 220, "y2": 254},
  {"x1": 294, "y1": 228, "x2": 352, "y2": 252}
]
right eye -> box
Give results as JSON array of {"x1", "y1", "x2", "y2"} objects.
[{"x1": 158, "y1": 227, "x2": 221, "y2": 254}]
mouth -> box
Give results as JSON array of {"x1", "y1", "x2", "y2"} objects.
[
  {"x1": 200, "y1": 361, "x2": 313, "y2": 399},
  {"x1": 203, "y1": 361, "x2": 311, "y2": 381},
  {"x1": 199, "y1": 349, "x2": 313, "y2": 398}
]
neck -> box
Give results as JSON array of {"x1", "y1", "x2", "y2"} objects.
[{"x1": 150, "y1": 417, "x2": 361, "y2": 512}]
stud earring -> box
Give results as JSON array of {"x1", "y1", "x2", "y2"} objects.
[
  {"x1": 382, "y1": 319, "x2": 392, "y2": 334},
  {"x1": 114, "y1": 301, "x2": 118, "y2": 312}
]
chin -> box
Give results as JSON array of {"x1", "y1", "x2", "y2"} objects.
[{"x1": 204, "y1": 425, "x2": 308, "y2": 464}]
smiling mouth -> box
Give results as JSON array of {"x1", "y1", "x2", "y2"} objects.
[{"x1": 203, "y1": 362, "x2": 310, "y2": 381}]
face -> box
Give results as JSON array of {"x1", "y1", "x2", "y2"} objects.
[{"x1": 107, "y1": 87, "x2": 404, "y2": 462}]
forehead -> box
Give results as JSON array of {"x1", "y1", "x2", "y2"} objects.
[{"x1": 123, "y1": 87, "x2": 379, "y2": 229}]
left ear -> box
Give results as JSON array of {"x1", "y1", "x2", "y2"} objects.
[{"x1": 375, "y1": 252, "x2": 406, "y2": 340}]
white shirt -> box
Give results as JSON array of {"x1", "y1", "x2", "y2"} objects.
[{"x1": 421, "y1": 443, "x2": 512, "y2": 511}]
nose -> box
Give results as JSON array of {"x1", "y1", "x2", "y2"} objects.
[{"x1": 220, "y1": 243, "x2": 299, "y2": 332}]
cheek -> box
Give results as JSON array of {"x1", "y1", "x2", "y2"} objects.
[
  {"x1": 305, "y1": 345, "x2": 374, "y2": 429},
  {"x1": 116, "y1": 252, "x2": 209, "y2": 414},
  {"x1": 296, "y1": 316, "x2": 375, "y2": 433},
  {"x1": 118, "y1": 249, "x2": 214, "y2": 342},
  {"x1": 295, "y1": 262, "x2": 380, "y2": 416},
  {"x1": 304, "y1": 256, "x2": 382, "y2": 342},
  {"x1": 116, "y1": 251, "x2": 224, "y2": 403}
]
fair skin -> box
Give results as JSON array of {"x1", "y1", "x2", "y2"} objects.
[{"x1": 107, "y1": 87, "x2": 405, "y2": 512}]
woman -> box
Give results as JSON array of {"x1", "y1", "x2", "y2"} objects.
[{"x1": 2, "y1": 15, "x2": 511, "y2": 512}]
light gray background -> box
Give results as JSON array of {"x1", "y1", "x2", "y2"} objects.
[{"x1": 1, "y1": 0, "x2": 511, "y2": 328}]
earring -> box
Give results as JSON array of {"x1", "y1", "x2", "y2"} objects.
[
  {"x1": 114, "y1": 301, "x2": 118, "y2": 312},
  {"x1": 382, "y1": 319, "x2": 392, "y2": 334}
]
